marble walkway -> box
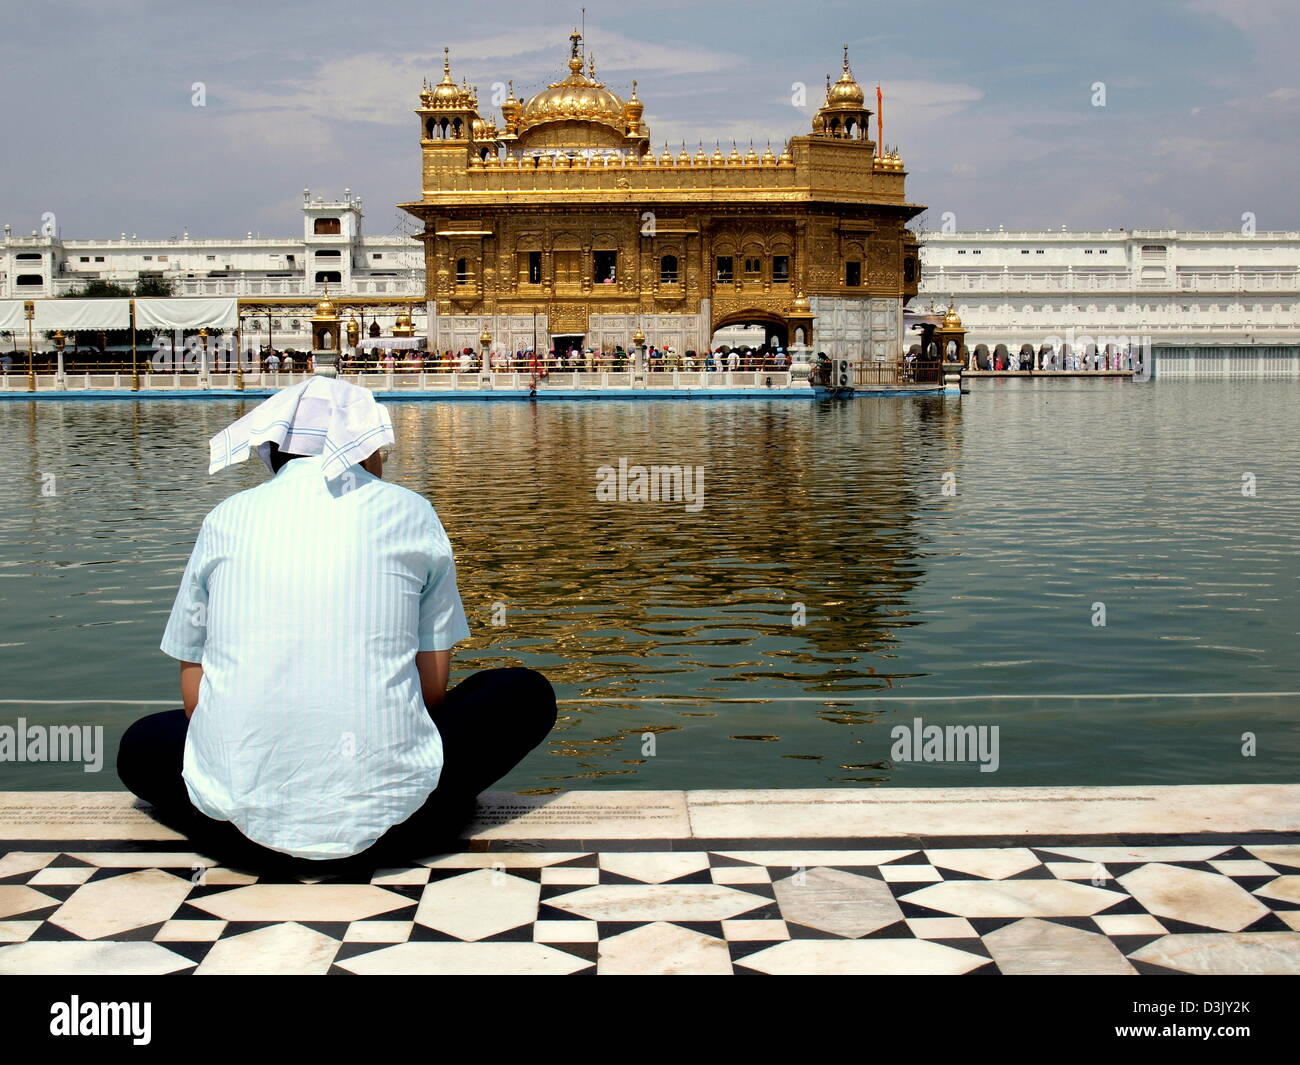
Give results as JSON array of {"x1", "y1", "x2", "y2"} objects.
[{"x1": 0, "y1": 785, "x2": 1298, "y2": 975}]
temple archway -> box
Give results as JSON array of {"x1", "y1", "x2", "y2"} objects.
[{"x1": 710, "y1": 309, "x2": 789, "y2": 350}]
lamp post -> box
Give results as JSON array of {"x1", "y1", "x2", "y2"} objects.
[
  {"x1": 128, "y1": 299, "x2": 140, "y2": 392},
  {"x1": 479, "y1": 328, "x2": 492, "y2": 382},
  {"x1": 346, "y1": 314, "x2": 359, "y2": 377},
  {"x1": 198, "y1": 328, "x2": 210, "y2": 390},
  {"x1": 52, "y1": 330, "x2": 66, "y2": 390},
  {"x1": 24, "y1": 300, "x2": 35, "y2": 392},
  {"x1": 631, "y1": 327, "x2": 646, "y2": 381},
  {"x1": 234, "y1": 316, "x2": 245, "y2": 391}
]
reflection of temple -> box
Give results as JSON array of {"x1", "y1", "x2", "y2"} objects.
[{"x1": 399, "y1": 32, "x2": 924, "y2": 359}]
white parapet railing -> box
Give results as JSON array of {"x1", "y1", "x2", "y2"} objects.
[{"x1": 0, "y1": 369, "x2": 801, "y2": 392}]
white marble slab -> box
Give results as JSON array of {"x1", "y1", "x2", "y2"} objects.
[
  {"x1": 0, "y1": 793, "x2": 184, "y2": 840},
  {"x1": 468, "y1": 790, "x2": 690, "y2": 839},
  {"x1": 685, "y1": 785, "x2": 1300, "y2": 838},
  {"x1": 2, "y1": 784, "x2": 1297, "y2": 844}
]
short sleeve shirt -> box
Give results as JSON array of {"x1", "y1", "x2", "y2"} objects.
[{"x1": 160, "y1": 456, "x2": 471, "y2": 859}]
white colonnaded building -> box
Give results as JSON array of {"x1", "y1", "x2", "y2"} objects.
[
  {"x1": 4, "y1": 193, "x2": 1298, "y2": 375},
  {"x1": 918, "y1": 228, "x2": 1300, "y2": 377}
]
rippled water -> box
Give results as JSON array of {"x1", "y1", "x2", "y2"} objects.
[{"x1": 1, "y1": 379, "x2": 1297, "y2": 791}]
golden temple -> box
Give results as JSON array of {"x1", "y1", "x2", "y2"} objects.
[{"x1": 399, "y1": 32, "x2": 923, "y2": 357}]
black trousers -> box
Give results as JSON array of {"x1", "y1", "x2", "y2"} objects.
[{"x1": 116, "y1": 666, "x2": 556, "y2": 874}]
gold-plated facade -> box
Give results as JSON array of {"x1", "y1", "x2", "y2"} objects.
[{"x1": 400, "y1": 33, "x2": 924, "y2": 354}]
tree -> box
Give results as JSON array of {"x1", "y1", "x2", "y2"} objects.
[
  {"x1": 62, "y1": 279, "x2": 133, "y2": 299},
  {"x1": 134, "y1": 276, "x2": 174, "y2": 297}
]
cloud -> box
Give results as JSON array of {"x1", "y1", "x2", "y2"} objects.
[{"x1": 219, "y1": 26, "x2": 744, "y2": 129}]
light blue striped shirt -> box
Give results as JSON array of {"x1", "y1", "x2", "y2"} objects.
[{"x1": 160, "y1": 455, "x2": 471, "y2": 859}]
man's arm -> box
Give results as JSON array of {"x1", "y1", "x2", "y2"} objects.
[
  {"x1": 416, "y1": 650, "x2": 452, "y2": 712},
  {"x1": 180, "y1": 661, "x2": 203, "y2": 718}
]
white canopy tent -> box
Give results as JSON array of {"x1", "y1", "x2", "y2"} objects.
[
  {"x1": 0, "y1": 298, "x2": 132, "y2": 331},
  {"x1": 134, "y1": 297, "x2": 238, "y2": 330},
  {"x1": 0, "y1": 296, "x2": 238, "y2": 333}
]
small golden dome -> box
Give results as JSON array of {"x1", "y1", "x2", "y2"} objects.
[
  {"x1": 678, "y1": 143, "x2": 691, "y2": 165},
  {"x1": 624, "y1": 81, "x2": 643, "y2": 118},
  {"x1": 424, "y1": 48, "x2": 470, "y2": 109},
  {"x1": 745, "y1": 142, "x2": 759, "y2": 165},
  {"x1": 942, "y1": 304, "x2": 963, "y2": 329},
  {"x1": 778, "y1": 144, "x2": 793, "y2": 165},
  {"x1": 761, "y1": 142, "x2": 776, "y2": 164},
  {"x1": 827, "y1": 46, "x2": 866, "y2": 107},
  {"x1": 790, "y1": 292, "x2": 812, "y2": 314},
  {"x1": 728, "y1": 143, "x2": 742, "y2": 164},
  {"x1": 314, "y1": 295, "x2": 337, "y2": 318},
  {"x1": 711, "y1": 143, "x2": 724, "y2": 165},
  {"x1": 501, "y1": 80, "x2": 521, "y2": 123},
  {"x1": 659, "y1": 144, "x2": 673, "y2": 165},
  {"x1": 694, "y1": 143, "x2": 707, "y2": 166}
]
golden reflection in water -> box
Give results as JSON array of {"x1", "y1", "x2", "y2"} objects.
[{"x1": 378, "y1": 398, "x2": 960, "y2": 780}]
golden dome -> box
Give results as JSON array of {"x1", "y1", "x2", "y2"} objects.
[
  {"x1": 711, "y1": 143, "x2": 724, "y2": 165},
  {"x1": 623, "y1": 81, "x2": 643, "y2": 122},
  {"x1": 942, "y1": 304, "x2": 963, "y2": 329},
  {"x1": 745, "y1": 142, "x2": 759, "y2": 165},
  {"x1": 761, "y1": 142, "x2": 776, "y2": 164},
  {"x1": 314, "y1": 295, "x2": 337, "y2": 318},
  {"x1": 659, "y1": 144, "x2": 673, "y2": 165},
  {"x1": 472, "y1": 116, "x2": 498, "y2": 140},
  {"x1": 517, "y1": 32, "x2": 628, "y2": 139},
  {"x1": 827, "y1": 46, "x2": 865, "y2": 107},
  {"x1": 677, "y1": 143, "x2": 690, "y2": 165},
  {"x1": 422, "y1": 48, "x2": 472, "y2": 110},
  {"x1": 790, "y1": 292, "x2": 812, "y2": 314},
  {"x1": 728, "y1": 143, "x2": 742, "y2": 165},
  {"x1": 501, "y1": 81, "x2": 521, "y2": 126}
]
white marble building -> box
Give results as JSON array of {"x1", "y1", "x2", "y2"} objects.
[
  {"x1": 917, "y1": 229, "x2": 1300, "y2": 375},
  {"x1": 0, "y1": 190, "x2": 423, "y2": 303}
]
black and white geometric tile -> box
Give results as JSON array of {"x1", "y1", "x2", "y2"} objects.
[{"x1": 1, "y1": 841, "x2": 1298, "y2": 974}]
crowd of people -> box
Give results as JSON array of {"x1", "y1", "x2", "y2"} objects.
[
  {"x1": 964, "y1": 347, "x2": 1142, "y2": 372},
  {"x1": 333, "y1": 343, "x2": 796, "y2": 375}
]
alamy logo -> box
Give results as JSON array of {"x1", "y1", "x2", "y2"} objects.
[
  {"x1": 595, "y1": 458, "x2": 705, "y2": 512},
  {"x1": 50, "y1": 996, "x2": 151, "y2": 1045},
  {"x1": 0, "y1": 718, "x2": 103, "y2": 772},
  {"x1": 890, "y1": 716, "x2": 1000, "y2": 773}
]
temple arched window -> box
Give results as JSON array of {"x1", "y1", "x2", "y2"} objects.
[
  {"x1": 904, "y1": 258, "x2": 916, "y2": 283},
  {"x1": 660, "y1": 255, "x2": 679, "y2": 284},
  {"x1": 455, "y1": 258, "x2": 472, "y2": 284}
]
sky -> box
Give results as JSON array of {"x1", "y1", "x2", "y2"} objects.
[{"x1": 1, "y1": 0, "x2": 1297, "y2": 240}]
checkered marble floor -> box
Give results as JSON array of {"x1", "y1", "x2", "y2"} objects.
[{"x1": 2, "y1": 840, "x2": 1299, "y2": 974}]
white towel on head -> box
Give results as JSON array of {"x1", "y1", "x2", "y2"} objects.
[{"x1": 208, "y1": 376, "x2": 395, "y2": 480}]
